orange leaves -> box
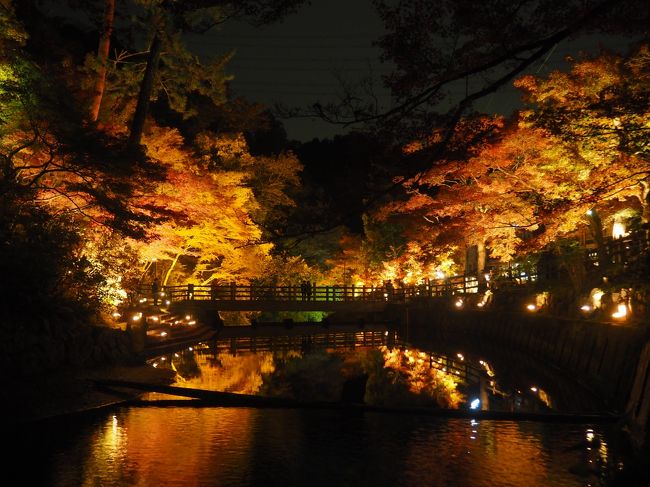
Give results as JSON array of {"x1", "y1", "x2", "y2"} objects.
[{"x1": 131, "y1": 126, "x2": 304, "y2": 285}]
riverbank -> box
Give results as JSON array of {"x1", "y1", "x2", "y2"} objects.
[
  {"x1": 1, "y1": 317, "x2": 217, "y2": 427},
  {"x1": 2, "y1": 364, "x2": 176, "y2": 427}
]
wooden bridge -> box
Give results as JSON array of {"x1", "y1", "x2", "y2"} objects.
[
  {"x1": 132, "y1": 232, "x2": 649, "y2": 315},
  {"x1": 138, "y1": 279, "x2": 484, "y2": 314}
]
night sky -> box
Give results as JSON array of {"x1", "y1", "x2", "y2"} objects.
[
  {"x1": 183, "y1": 1, "x2": 639, "y2": 142},
  {"x1": 185, "y1": 0, "x2": 388, "y2": 142}
]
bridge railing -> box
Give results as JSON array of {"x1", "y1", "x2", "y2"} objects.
[{"x1": 137, "y1": 277, "x2": 484, "y2": 306}]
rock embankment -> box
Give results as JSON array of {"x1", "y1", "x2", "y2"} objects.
[{"x1": 0, "y1": 317, "x2": 139, "y2": 377}]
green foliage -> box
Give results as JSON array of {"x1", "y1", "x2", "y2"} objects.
[{"x1": 256, "y1": 310, "x2": 328, "y2": 322}]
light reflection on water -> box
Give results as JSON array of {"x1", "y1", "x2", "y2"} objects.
[
  {"x1": 147, "y1": 329, "x2": 547, "y2": 413},
  {"x1": 16, "y1": 407, "x2": 615, "y2": 486},
  {"x1": 10, "y1": 329, "x2": 631, "y2": 486}
]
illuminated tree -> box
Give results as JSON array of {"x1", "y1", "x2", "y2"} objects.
[
  {"x1": 194, "y1": 132, "x2": 302, "y2": 230},
  {"x1": 129, "y1": 127, "x2": 264, "y2": 285},
  {"x1": 381, "y1": 44, "x2": 650, "y2": 269},
  {"x1": 515, "y1": 44, "x2": 650, "y2": 224}
]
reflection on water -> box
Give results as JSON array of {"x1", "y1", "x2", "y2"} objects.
[
  {"x1": 148, "y1": 329, "x2": 472, "y2": 409},
  {"x1": 11, "y1": 327, "x2": 643, "y2": 486},
  {"x1": 16, "y1": 407, "x2": 623, "y2": 486},
  {"x1": 147, "y1": 328, "x2": 551, "y2": 413}
]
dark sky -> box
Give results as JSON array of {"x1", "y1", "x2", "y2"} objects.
[
  {"x1": 185, "y1": 1, "x2": 637, "y2": 143},
  {"x1": 186, "y1": 0, "x2": 389, "y2": 142}
]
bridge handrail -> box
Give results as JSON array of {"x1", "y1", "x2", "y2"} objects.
[{"x1": 136, "y1": 277, "x2": 487, "y2": 305}]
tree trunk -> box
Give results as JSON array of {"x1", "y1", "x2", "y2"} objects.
[
  {"x1": 89, "y1": 0, "x2": 115, "y2": 122},
  {"x1": 477, "y1": 241, "x2": 486, "y2": 274},
  {"x1": 163, "y1": 249, "x2": 183, "y2": 286},
  {"x1": 640, "y1": 181, "x2": 650, "y2": 225},
  {"x1": 588, "y1": 209, "x2": 608, "y2": 270},
  {"x1": 128, "y1": 32, "x2": 162, "y2": 148}
]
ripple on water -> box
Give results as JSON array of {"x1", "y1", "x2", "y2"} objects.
[{"x1": 23, "y1": 407, "x2": 618, "y2": 486}]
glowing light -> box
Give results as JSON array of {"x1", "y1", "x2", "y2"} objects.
[
  {"x1": 454, "y1": 298, "x2": 463, "y2": 308},
  {"x1": 185, "y1": 315, "x2": 191, "y2": 320},
  {"x1": 470, "y1": 398, "x2": 480, "y2": 409},
  {"x1": 188, "y1": 320, "x2": 196, "y2": 325},
  {"x1": 188, "y1": 347, "x2": 193, "y2": 351},
  {"x1": 586, "y1": 430, "x2": 595, "y2": 442},
  {"x1": 612, "y1": 221, "x2": 627, "y2": 239},
  {"x1": 526, "y1": 303, "x2": 537, "y2": 312},
  {"x1": 434, "y1": 270, "x2": 445, "y2": 279},
  {"x1": 165, "y1": 300, "x2": 171, "y2": 305},
  {"x1": 480, "y1": 360, "x2": 495, "y2": 377},
  {"x1": 530, "y1": 386, "x2": 538, "y2": 393},
  {"x1": 131, "y1": 314, "x2": 141, "y2": 321},
  {"x1": 477, "y1": 290, "x2": 492, "y2": 308},
  {"x1": 149, "y1": 316, "x2": 159, "y2": 322},
  {"x1": 612, "y1": 303, "x2": 628, "y2": 320},
  {"x1": 152, "y1": 362, "x2": 158, "y2": 368},
  {"x1": 591, "y1": 290, "x2": 604, "y2": 309},
  {"x1": 112, "y1": 312, "x2": 121, "y2": 318},
  {"x1": 580, "y1": 305, "x2": 592, "y2": 312},
  {"x1": 586, "y1": 209, "x2": 593, "y2": 216},
  {"x1": 457, "y1": 353, "x2": 464, "y2": 361}
]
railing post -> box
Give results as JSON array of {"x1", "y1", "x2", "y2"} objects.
[{"x1": 187, "y1": 283, "x2": 194, "y2": 300}]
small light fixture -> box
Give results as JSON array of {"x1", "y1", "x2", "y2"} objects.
[
  {"x1": 526, "y1": 303, "x2": 537, "y2": 312},
  {"x1": 612, "y1": 303, "x2": 628, "y2": 320}
]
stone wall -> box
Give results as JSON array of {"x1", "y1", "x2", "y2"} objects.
[
  {"x1": 0, "y1": 317, "x2": 140, "y2": 377},
  {"x1": 389, "y1": 299, "x2": 649, "y2": 413}
]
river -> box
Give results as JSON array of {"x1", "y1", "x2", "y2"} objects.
[{"x1": 9, "y1": 326, "x2": 648, "y2": 486}]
